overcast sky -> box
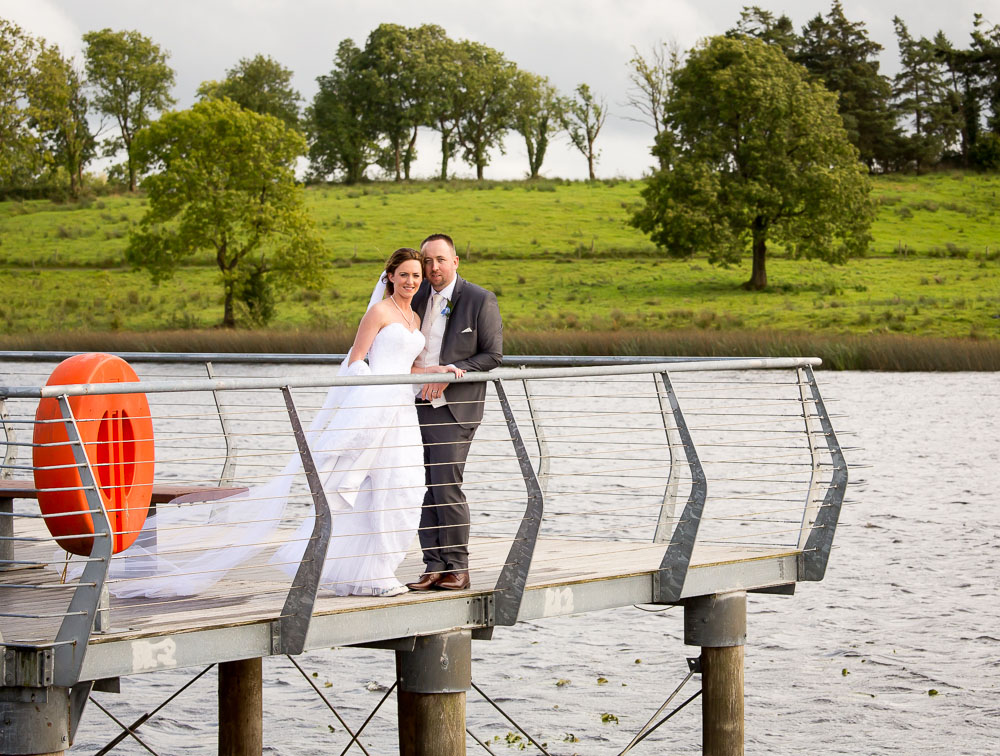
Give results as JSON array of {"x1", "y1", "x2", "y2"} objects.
[{"x1": 1, "y1": 0, "x2": 994, "y2": 180}]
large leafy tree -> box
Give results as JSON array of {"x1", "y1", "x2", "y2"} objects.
[
  {"x1": 0, "y1": 18, "x2": 39, "y2": 191},
  {"x1": 560, "y1": 83, "x2": 607, "y2": 180},
  {"x1": 510, "y1": 70, "x2": 561, "y2": 179},
  {"x1": 197, "y1": 54, "x2": 301, "y2": 130},
  {"x1": 631, "y1": 36, "x2": 873, "y2": 291},
  {"x1": 423, "y1": 33, "x2": 464, "y2": 180},
  {"x1": 307, "y1": 39, "x2": 380, "y2": 184},
  {"x1": 27, "y1": 44, "x2": 96, "y2": 198},
  {"x1": 454, "y1": 40, "x2": 516, "y2": 180},
  {"x1": 795, "y1": 2, "x2": 898, "y2": 171},
  {"x1": 360, "y1": 23, "x2": 445, "y2": 181},
  {"x1": 83, "y1": 28, "x2": 175, "y2": 191},
  {"x1": 127, "y1": 99, "x2": 325, "y2": 327}
]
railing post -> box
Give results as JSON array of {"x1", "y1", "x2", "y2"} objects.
[
  {"x1": 492, "y1": 379, "x2": 544, "y2": 626},
  {"x1": 0, "y1": 398, "x2": 14, "y2": 480},
  {"x1": 0, "y1": 395, "x2": 114, "y2": 754},
  {"x1": 796, "y1": 366, "x2": 848, "y2": 581},
  {"x1": 0, "y1": 398, "x2": 13, "y2": 571},
  {"x1": 276, "y1": 387, "x2": 332, "y2": 654},
  {"x1": 654, "y1": 373, "x2": 682, "y2": 543},
  {"x1": 205, "y1": 362, "x2": 237, "y2": 486},
  {"x1": 520, "y1": 377, "x2": 550, "y2": 495},
  {"x1": 795, "y1": 367, "x2": 822, "y2": 550},
  {"x1": 654, "y1": 373, "x2": 707, "y2": 603}
]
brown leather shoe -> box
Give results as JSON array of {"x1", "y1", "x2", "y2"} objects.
[
  {"x1": 406, "y1": 572, "x2": 442, "y2": 591},
  {"x1": 433, "y1": 571, "x2": 471, "y2": 591}
]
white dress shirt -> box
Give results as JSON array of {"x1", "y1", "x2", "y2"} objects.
[{"x1": 416, "y1": 278, "x2": 456, "y2": 368}]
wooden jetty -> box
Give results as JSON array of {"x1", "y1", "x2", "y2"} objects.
[{"x1": 0, "y1": 354, "x2": 846, "y2": 755}]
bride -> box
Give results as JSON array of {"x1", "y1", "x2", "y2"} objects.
[
  {"x1": 84, "y1": 249, "x2": 462, "y2": 598},
  {"x1": 272, "y1": 247, "x2": 464, "y2": 596}
]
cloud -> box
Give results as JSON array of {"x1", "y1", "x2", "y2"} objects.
[{"x1": 0, "y1": 0, "x2": 82, "y2": 58}]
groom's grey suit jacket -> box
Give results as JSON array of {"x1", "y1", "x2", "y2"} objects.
[{"x1": 413, "y1": 275, "x2": 503, "y2": 427}]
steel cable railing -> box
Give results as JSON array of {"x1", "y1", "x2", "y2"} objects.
[{"x1": 0, "y1": 355, "x2": 845, "y2": 689}]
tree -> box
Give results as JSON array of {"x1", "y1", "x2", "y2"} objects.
[
  {"x1": 795, "y1": 1, "x2": 898, "y2": 171},
  {"x1": 359, "y1": 24, "x2": 444, "y2": 181},
  {"x1": 83, "y1": 28, "x2": 175, "y2": 191},
  {"x1": 727, "y1": 6, "x2": 799, "y2": 54},
  {"x1": 454, "y1": 40, "x2": 516, "y2": 180},
  {"x1": 560, "y1": 83, "x2": 607, "y2": 180},
  {"x1": 892, "y1": 18, "x2": 958, "y2": 171},
  {"x1": 423, "y1": 33, "x2": 463, "y2": 180},
  {"x1": 630, "y1": 36, "x2": 873, "y2": 291},
  {"x1": 934, "y1": 30, "x2": 980, "y2": 165},
  {"x1": 970, "y1": 14, "x2": 1000, "y2": 136},
  {"x1": 0, "y1": 18, "x2": 39, "y2": 190},
  {"x1": 127, "y1": 99, "x2": 325, "y2": 327},
  {"x1": 510, "y1": 70, "x2": 561, "y2": 179},
  {"x1": 623, "y1": 41, "x2": 682, "y2": 170},
  {"x1": 307, "y1": 39, "x2": 380, "y2": 184},
  {"x1": 197, "y1": 54, "x2": 301, "y2": 130},
  {"x1": 27, "y1": 44, "x2": 96, "y2": 198}
]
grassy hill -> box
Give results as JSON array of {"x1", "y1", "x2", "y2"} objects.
[{"x1": 1, "y1": 172, "x2": 998, "y2": 361}]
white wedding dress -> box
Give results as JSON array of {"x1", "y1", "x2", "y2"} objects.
[
  {"x1": 274, "y1": 322, "x2": 427, "y2": 596},
  {"x1": 57, "y1": 322, "x2": 427, "y2": 599}
]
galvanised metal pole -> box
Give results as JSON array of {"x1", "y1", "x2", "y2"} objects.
[{"x1": 395, "y1": 631, "x2": 471, "y2": 756}]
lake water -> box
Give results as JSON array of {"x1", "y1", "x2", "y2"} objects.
[{"x1": 5, "y1": 365, "x2": 998, "y2": 754}]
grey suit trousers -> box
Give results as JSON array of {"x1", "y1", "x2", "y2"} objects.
[{"x1": 415, "y1": 401, "x2": 477, "y2": 572}]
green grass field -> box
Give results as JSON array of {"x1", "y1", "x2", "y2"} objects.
[{"x1": 1, "y1": 173, "x2": 999, "y2": 348}]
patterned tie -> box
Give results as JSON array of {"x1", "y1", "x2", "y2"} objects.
[{"x1": 422, "y1": 293, "x2": 445, "y2": 336}]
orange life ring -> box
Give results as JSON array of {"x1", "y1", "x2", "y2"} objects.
[{"x1": 32, "y1": 353, "x2": 155, "y2": 556}]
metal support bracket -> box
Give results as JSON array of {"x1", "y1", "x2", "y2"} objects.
[
  {"x1": 492, "y1": 379, "x2": 544, "y2": 626},
  {"x1": 686, "y1": 656, "x2": 702, "y2": 674},
  {"x1": 469, "y1": 593, "x2": 495, "y2": 627},
  {"x1": 1, "y1": 646, "x2": 54, "y2": 688},
  {"x1": 654, "y1": 373, "x2": 707, "y2": 603},
  {"x1": 277, "y1": 387, "x2": 332, "y2": 655}
]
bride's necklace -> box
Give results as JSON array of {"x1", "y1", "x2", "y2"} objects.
[{"x1": 389, "y1": 293, "x2": 414, "y2": 328}]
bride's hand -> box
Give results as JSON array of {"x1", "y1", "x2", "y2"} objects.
[{"x1": 427, "y1": 364, "x2": 465, "y2": 379}]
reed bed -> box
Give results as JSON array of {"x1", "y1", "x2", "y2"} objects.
[{"x1": 1, "y1": 328, "x2": 996, "y2": 371}]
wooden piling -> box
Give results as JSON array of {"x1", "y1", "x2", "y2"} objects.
[
  {"x1": 397, "y1": 690, "x2": 466, "y2": 755},
  {"x1": 218, "y1": 658, "x2": 262, "y2": 756},
  {"x1": 701, "y1": 645, "x2": 744, "y2": 756},
  {"x1": 395, "y1": 630, "x2": 471, "y2": 756}
]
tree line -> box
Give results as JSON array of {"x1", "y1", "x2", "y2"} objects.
[{"x1": 3, "y1": 2, "x2": 999, "y2": 200}]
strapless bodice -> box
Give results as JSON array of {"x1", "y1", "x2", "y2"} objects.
[{"x1": 367, "y1": 322, "x2": 425, "y2": 375}]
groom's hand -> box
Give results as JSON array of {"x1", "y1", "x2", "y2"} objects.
[{"x1": 420, "y1": 382, "x2": 449, "y2": 401}]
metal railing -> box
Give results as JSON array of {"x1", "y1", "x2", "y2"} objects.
[{"x1": 0, "y1": 354, "x2": 847, "y2": 692}]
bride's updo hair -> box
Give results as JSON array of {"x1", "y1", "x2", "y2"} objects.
[{"x1": 382, "y1": 247, "x2": 422, "y2": 295}]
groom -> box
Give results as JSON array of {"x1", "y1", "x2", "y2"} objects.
[{"x1": 407, "y1": 233, "x2": 503, "y2": 591}]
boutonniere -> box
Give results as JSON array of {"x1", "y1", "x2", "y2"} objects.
[{"x1": 442, "y1": 299, "x2": 452, "y2": 317}]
